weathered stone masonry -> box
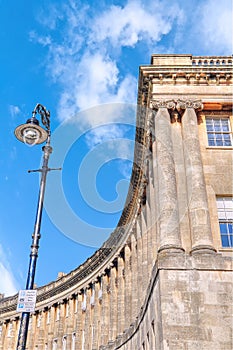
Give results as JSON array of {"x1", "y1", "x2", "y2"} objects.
[{"x1": 0, "y1": 54, "x2": 232, "y2": 350}]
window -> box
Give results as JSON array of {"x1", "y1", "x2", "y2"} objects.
[
  {"x1": 217, "y1": 197, "x2": 233, "y2": 247},
  {"x1": 206, "y1": 117, "x2": 232, "y2": 146}
]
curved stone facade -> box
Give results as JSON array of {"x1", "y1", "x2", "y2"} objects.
[{"x1": 0, "y1": 54, "x2": 233, "y2": 350}]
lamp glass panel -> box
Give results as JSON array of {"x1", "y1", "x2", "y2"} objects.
[{"x1": 23, "y1": 127, "x2": 40, "y2": 145}]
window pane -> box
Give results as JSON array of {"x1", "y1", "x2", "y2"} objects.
[
  {"x1": 230, "y1": 235, "x2": 233, "y2": 247},
  {"x1": 224, "y1": 198, "x2": 233, "y2": 206},
  {"x1": 223, "y1": 134, "x2": 231, "y2": 141},
  {"x1": 208, "y1": 133, "x2": 215, "y2": 145},
  {"x1": 217, "y1": 199, "x2": 224, "y2": 208},
  {"x1": 223, "y1": 134, "x2": 232, "y2": 146},
  {"x1": 213, "y1": 121, "x2": 221, "y2": 131},
  {"x1": 216, "y1": 139, "x2": 223, "y2": 146},
  {"x1": 228, "y1": 224, "x2": 233, "y2": 234},
  {"x1": 222, "y1": 124, "x2": 229, "y2": 131},
  {"x1": 216, "y1": 134, "x2": 222, "y2": 140},
  {"x1": 224, "y1": 139, "x2": 232, "y2": 146},
  {"x1": 208, "y1": 140, "x2": 215, "y2": 146},
  {"x1": 220, "y1": 223, "x2": 227, "y2": 233},
  {"x1": 208, "y1": 133, "x2": 215, "y2": 139},
  {"x1": 221, "y1": 235, "x2": 230, "y2": 247},
  {"x1": 226, "y1": 211, "x2": 233, "y2": 220},
  {"x1": 206, "y1": 123, "x2": 213, "y2": 131},
  {"x1": 221, "y1": 119, "x2": 229, "y2": 131},
  {"x1": 219, "y1": 211, "x2": 227, "y2": 220}
]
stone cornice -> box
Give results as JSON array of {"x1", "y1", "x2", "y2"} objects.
[
  {"x1": 151, "y1": 70, "x2": 232, "y2": 86},
  {"x1": 139, "y1": 60, "x2": 233, "y2": 87}
]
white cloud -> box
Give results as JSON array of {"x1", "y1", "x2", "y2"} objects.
[
  {"x1": 29, "y1": 30, "x2": 51, "y2": 46},
  {"x1": 91, "y1": 1, "x2": 178, "y2": 48},
  {"x1": 0, "y1": 245, "x2": 18, "y2": 297},
  {"x1": 32, "y1": 0, "x2": 232, "y2": 141},
  {"x1": 85, "y1": 124, "x2": 127, "y2": 149},
  {"x1": 56, "y1": 53, "x2": 137, "y2": 122},
  {"x1": 33, "y1": 0, "x2": 183, "y2": 125},
  {"x1": 9, "y1": 105, "x2": 20, "y2": 118}
]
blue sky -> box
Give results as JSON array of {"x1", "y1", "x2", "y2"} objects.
[{"x1": 0, "y1": 0, "x2": 232, "y2": 296}]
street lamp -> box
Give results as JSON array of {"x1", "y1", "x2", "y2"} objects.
[{"x1": 14, "y1": 104, "x2": 54, "y2": 350}]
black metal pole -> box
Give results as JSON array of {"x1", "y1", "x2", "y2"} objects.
[{"x1": 16, "y1": 139, "x2": 52, "y2": 350}]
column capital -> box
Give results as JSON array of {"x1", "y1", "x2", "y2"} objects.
[
  {"x1": 177, "y1": 99, "x2": 203, "y2": 110},
  {"x1": 151, "y1": 99, "x2": 176, "y2": 110}
]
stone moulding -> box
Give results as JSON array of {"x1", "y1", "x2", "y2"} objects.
[{"x1": 139, "y1": 55, "x2": 233, "y2": 87}]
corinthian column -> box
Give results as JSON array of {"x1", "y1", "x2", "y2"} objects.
[
  {"x1": 177, "y1": 99, "x2": 216, "y2": 253},
  {"x1": 152, "y1": 100, "x2": 184, "y2": 254}
]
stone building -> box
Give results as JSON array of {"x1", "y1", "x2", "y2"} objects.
[{"x1": 0, "y1": 54, "x2": 232, "y2": 349}]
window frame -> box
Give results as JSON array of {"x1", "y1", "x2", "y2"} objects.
[{"x1": 205, "y1": 116, "x2": 232, "y2": 147}]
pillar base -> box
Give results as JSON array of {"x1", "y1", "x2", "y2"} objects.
[
  {"x1": 191, "y1": 245, "x2": 216, "y2": 254},
  {"x1": 158, "y1": 244, "x2": 185, "y2": 254}
]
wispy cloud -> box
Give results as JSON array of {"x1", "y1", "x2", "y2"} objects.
[
  {"x1": 32, "y1": 0, "x2": 232, "y2": 126},
  {"x1": 0, "y1": 245, "x2": 18, "y2": 297},
  {"x1": 29, "y1": 30, "x2": 52, "y2": 46},
  {"x1": 9, "y1": 105, "x2": 21, "y2": 118},
  {"x1": 31, "y1": 0, "x2": 183, "y2": 124},
  {"x1": 85, "y1": 124, "x2": 128, "y2": 149},
  {"x1": 30, "y1": 0, "x2": 232, "y2": 149},
  {"x1": 90, "y1": 1, "x2": 181, "y2": 48}
]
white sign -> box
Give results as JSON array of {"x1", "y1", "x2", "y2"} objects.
[{"x1": 16, "y1": 290, "x2": 37, "y2": 312}]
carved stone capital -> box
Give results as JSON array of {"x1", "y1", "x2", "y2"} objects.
[
  {"x1": 176, "y1": 99, "x2": 203, "y2": 110},
  {"x1": 151, "y1": 99, "x2": 176, "y2": 110}
]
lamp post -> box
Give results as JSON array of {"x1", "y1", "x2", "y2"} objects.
[{"x1": 14, "y1": 104, "x2": 54, "y2": 350}]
